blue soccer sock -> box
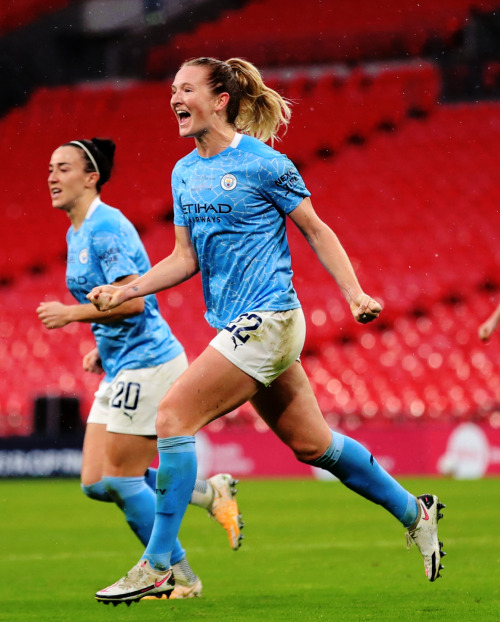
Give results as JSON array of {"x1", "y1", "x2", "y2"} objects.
[
  {"x1": 102, "y1": 475, "x2": 188, "y2": 564},
  {"x1": 142, "y1": 436, "x2": 197, "y2": 571},
  {"x1": 144, "y1": 467, "x2": 189, "y2": 566},
  {"x1": 103, "y1": 476, "x2": 156, "y2": 546},
  {"x1": 311, "y1": 430, "x2": 418, "y2": 528},
  {"x1": 81, "y1": 480, "x2": 113, "y2": 502},
  {"x1": 144, "y1": 467, "x2": 157, "y2": 492},
  {"x1": 146, "y1": 466, "x2": 210, "y2": 508}
]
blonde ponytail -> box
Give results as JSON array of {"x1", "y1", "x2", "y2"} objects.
[{"x1": 226, "y1": 58, "x2": 291, "y2": 144}]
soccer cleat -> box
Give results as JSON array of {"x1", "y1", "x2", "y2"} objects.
[
  {"x1": 143, "y1": 577, "x2": 203, "y2": 600},
  {"x1": 406, "y1": 494, "x2": 446, "y2": 582},
  {"x1": 95, "y1": 559, "x2": 175, "y2": 605},
  {"x1": 208, "y1": 473, "x2": 244, "y2": 550},
  {"x1": 170, "y1": 576, "x2": 203, "y2": 599}
]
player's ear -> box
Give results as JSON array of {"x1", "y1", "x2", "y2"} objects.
[
  {"x1": 85, "y1": 171, "x2": 100, "y2": 189},
  {"x1": 215, "y1": 92, "x2": 230, "y2": 112}
]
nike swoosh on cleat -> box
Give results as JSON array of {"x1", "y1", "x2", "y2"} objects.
[
  {"x1": 421, "y1": 505, "x2": 429, "y2": 521},
  {"x1": 154, "y1": 574, "x2": 172, "y2": 588}
]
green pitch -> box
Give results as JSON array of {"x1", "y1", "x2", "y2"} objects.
[{"x1": 0, "y1": 477, "x2": 498, "y2": 621}]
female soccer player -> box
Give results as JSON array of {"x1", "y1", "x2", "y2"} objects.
[
  {"x1": 37, "y1": 137, "x2": 243, "y2": 599},
  {"x1": 88, "y1": 58, "x2": 446, "y2": 604}
]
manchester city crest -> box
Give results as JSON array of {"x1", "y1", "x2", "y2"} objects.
[{"x1": 221, "y1": 173, "x2": 237, "y2": 191}]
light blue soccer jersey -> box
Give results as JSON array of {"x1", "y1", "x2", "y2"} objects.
[
  {"x1": 172, "y1": 134, "x2": 310, "y2": 329},
  {"x1": 66, "y1": 200, "x2": 183, "y2": 381}
]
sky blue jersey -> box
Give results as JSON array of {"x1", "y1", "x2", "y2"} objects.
[
  {"x1": 172, "y1": 134, "x2": 310, "y2": 329},
  {"x1": 66, "y1": 200, "x2": 183, "y2": 381}
]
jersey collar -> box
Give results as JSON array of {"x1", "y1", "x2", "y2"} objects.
[
  {"x1": 85, "y1": 196, "x2": 102, "y2": 220},
  {"x1": 230, "y1": 133, "x2": 243, "y2": 148}
]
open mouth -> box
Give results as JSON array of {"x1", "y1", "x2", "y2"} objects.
[{"x1": 177, "y1": 111, "x2": 191, "y2": 126}]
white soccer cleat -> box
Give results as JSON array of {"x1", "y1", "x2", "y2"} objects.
[
  {"x1": 170, "y1": 576, "x2": 203, "y2": 599},
  {"x1": 406, "y1": 494, "x2": 446, "y2": 582},
  {"x1": 208, "y1": 473, "x2": 244, "y2": 551},
  {"x1": 143, "y1": 576, "x2": 203, "y2": 600},
  {"x1": 95, "y1": 559, "x2": 175, "y2": 605}
]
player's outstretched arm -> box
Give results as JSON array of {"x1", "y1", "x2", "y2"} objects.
[
  {"x1": 289, "y1": 197, "x2": 381, "y2": 324},
  {"x1": 88, "y1": 226, "x2": 199, "y2": 312},
  {"x1": 479, "y1": 302, "x2": 500, "y2": 341}
]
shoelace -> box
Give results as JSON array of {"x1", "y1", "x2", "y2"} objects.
[{"x1": 405, "y1": 531, "x2": 415, "y2": 550}]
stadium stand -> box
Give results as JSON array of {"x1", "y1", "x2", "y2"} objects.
[
  {"x1": 146, "y1": 0, "x2": 500, "y2": 75},
  {"x1": 290, "y1": 102, "x2": 500, "y2": 429},
  {"x1": 277, "y1": 60, "x2": 441, "y2": 166},
  {"x1": 0, "y1": 0, "x2": 75, "y2": 36}
]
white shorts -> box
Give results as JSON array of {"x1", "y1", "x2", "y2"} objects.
[
  {"x1": 209, "y1": 308, "x2": 306, "y2": 387},
  {"x1": 87, "y1": 352, "x2": 189, "y2": 435}
]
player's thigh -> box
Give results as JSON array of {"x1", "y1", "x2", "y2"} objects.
[
  {"x1": 250, "y1": 361, "x2": 332, "y2": 462},
  {"x1": 103, "y1": 432, "x2": 158, "y2": 477},
  {"x1": 81, "y1": 422, "x2": 107, "y2": 485},
  {"x1": 82, "y1": 378, "x2": 113, "y2": 484},
  {"x1": 156, "y1": 345, "x2": 260, "y2": 437}
]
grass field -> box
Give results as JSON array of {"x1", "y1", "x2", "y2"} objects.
[{"x1": 0, "y1": 477, "x2": 498, "y2": 621}]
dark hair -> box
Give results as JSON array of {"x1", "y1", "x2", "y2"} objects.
[{"x1": 64, "y1": 137, "x2": 116, "y2": 192}]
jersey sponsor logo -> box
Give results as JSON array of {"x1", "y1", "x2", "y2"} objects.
[
  {"x1": 220, "y1": 173, "x2": 237, "y2": 191},
  {"x1": 181, "y1": 203, "x2": 232, "y2": 215},
  {"x1": 181, "y1": 203, "x2": 232, "y2": 224},
  {"x1": 67, "y1": 275, "x2": 88, "y2": 286},
  {"x1": 275, "y1": 168, "x2": 300, "y2": 194},
  {"x1": 193, "y1": 216, "x2": 221, "y2": 223},
  {"x1": 79, "y1": 249, "x2": 89, "y2": 264}
]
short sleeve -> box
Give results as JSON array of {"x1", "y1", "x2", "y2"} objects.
[
  {"x1": 91, "y1": 229, "x2": 139, "y2": 284},
  {"x1": 259, "y1": 154, "x2": 311, "y2": 214}
]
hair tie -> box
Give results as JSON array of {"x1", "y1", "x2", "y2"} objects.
[{"x1": 70, "y1": 141, "x2": 100, "y2": 176}]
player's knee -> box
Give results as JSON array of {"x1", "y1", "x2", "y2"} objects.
[
  {"x1": 101, "y1": 476, "x2": 127, "y2": 507},
  {"x1": 156, "y1": 394, "x2": 186, "y2": 438},
  {"x1": 291, "y1": 441, "x2": 325, "y2": 465}
]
